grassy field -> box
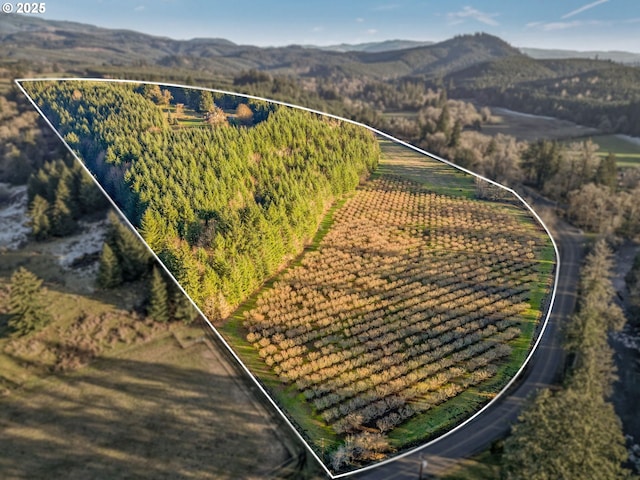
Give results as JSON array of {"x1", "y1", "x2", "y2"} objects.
[
  {"x1": 164, "y1": 104, "x2": 208, "y2": 128},
  {"x1": 376, "y1": 139, "x2": 476, "y2": 198},
  {"x1": 0, "y1": 230, "x2": 298, "y2": 478},
  {"x1": 481, "y1": 107, "x2": 600, "y2": 142},
  {"x1": 0, "y1": 325, "x2": 293, "y2": 480},
  {"x1": 588, "y1": 134, "x2": 640, "y2": 168}
]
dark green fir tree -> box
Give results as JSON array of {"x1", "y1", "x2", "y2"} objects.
[
  {"x1": 97, "y1": 242, "x2": 122, "y2": 288},
  {"x1": 148, "y1": 266, "x2": 170, "y2": 322},
  {"x1": 8, "y1": 267, "x2": 51, "y2": 336}
]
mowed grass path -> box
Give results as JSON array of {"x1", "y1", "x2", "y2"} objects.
[{"x1": 376, "y1": 139, "x2": 476, "y2": 198}]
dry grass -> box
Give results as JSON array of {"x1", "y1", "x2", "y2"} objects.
[
  {"x1": 0, "y1": 325, "x2": 292, "y2": 480},
  {"x1": 482, "y1": 107, "x2": 600, "y2": 142},
  {"x1": 0, "y1": 233, "x2": 298, "y2": 479}
]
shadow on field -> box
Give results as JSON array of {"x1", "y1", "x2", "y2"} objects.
[{"x1": 0, "y1": 347, "x2": 291, "y2": 479}]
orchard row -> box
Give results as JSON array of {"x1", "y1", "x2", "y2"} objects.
[{"x1": 243, "y1": 177, "x2": 549, "y2": 437}]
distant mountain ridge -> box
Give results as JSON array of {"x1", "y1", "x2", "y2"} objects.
[
  {"x1": 0, "y1": 16, "x2": 523, "y2": 78},
  {"x1": 314, "y1": 39, "x2": 434, "y2": 53},
  {"x1": 519, "y1": 47, "x2": 640, "y2": 65},
  {"x1": 2, "y1": 14, "x2": 640, "y2": 76},
  {"x1": 2, "y1": 15, "x2": 640, "y2": 135}
]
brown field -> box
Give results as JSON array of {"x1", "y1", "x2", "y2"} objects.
[
  {"x1": 0, "y1": 228, "x2": 300, "y2": 479},
  {"x1": 481, "y1": 107, "x2": 600, "y2": 142},
  {"x1": 0, "y1": 324, "x2": 295, "y2": 480}
]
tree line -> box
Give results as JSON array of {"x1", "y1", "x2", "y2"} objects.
[
  {"x1": 26, "y1": 158, "x2": 109, "y2": 238},
  {"x1": 0, "y1": 87, "x2": 71, "y2": 185},
  {"x1": 501, "y1": 240, "x2": 632, "y2": 479},
  {"x1": 282, "y1": 75, "x2": 640, "y2": 238},
  {"x1": 24, "y1": 80, "x2": 380, "y2": 320},
  {"x1": 98, "y1": 210, "x2": 197, "y2": 324}
]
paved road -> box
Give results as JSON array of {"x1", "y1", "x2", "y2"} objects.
[{"x1": 350, "y1": 202, "x2": 586, "y2": 480}]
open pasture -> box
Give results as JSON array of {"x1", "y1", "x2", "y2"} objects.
[{"x1": 590, "y1": 134, "x2": 640, "y2": 168}]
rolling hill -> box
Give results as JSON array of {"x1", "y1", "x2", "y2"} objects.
[
  {"x1": 3, "y1": 14, "x2": 640, "y2": 134},
  {"x1": 0, "y1": 16, "x2": 521, "y2": 79}
]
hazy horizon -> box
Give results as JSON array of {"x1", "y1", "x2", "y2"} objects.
[{"x1": 19, "y1": 0, "x2": 640, "y2": 53}]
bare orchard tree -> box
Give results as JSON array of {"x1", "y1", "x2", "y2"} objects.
[{"x1": 205, "y1": 106, "x2": 228, "y2": 127}]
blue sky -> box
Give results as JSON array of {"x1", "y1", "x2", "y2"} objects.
[{"x1": 35, "y1": 0, "x2": 640, "y2": 52}]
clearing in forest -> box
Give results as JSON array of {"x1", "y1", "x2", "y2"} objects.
[{"x1": 19, "y1": 79, "x2": 556, "y2": 477}]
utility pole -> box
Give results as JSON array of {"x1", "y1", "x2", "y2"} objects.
[{"x1": 418, "y1": 454, "x2": 428, "y2": 480}]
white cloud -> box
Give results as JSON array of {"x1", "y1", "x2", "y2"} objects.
[
  {"x1": 367, "y1": 29, "x2": 378, "y2": 35},
  {"x1": 447, "y1": 6, "x2": 499, "y2": 27},
  {"x1": 561, "y1": 0, "x2": 609, "y2": 19},
  {"x1": 526, "y1": 19, "x2": 606, "y2": 31},
  {"x1": 539, "y1": 20, "x2": 583, "y2": 31},
  {"x1": 355, "y1": 17, "x2": 365, "y2": 23},
  {"x1": 372, "y1": 3, "x2": 399, "y2": 11},
  {"x1": 312, "y1": 26, "x2": 324, "y2": 32},
  {"x1": 134, "y1": 5, "x2": 145, "y2": 11}
]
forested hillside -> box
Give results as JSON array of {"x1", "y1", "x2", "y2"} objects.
[
  {"x1": 444, "y1": 57, "x2": 640, "y2": 135},
  {"x1": 23, "y1": 80, "x2": 380, "y2": 318},
  {"x1": 5, "y1": 12, "x2": 640, "y2": 135}
]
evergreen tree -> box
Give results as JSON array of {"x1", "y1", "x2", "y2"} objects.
[
  {"x1": 51, "y1": 179, "x2": 77, "y2": 236},
  {"x1": 522, "y1": 140, "x2": 562, "y2": 189},
  {"x1": 97, "y1": 242, "x2": 122, "y2": 288},
  {"x1": 140, "y1": 209, "x2": 166, "y2": 252},
  {"x1": 502, "y1": 388, "x2": 630, "y2": 480},
  {"x1": 64, "y1": 131, "x2": 80, "y2": 146},
  {"x1": 449, "y1": 120, "x2": 462, "y2": 148},
  {"x1": 148, "y1": 266, "x2": 169, "y2": 322},
  {"x1": 436, "y1": 104, "x2": 450, "y2": 136},
  {"x1": 27, "y1": 168, "x2": 50, "y2": 203},
  {"x1": 23, "y1": 82, "x2": 379, "y2": 318},
  {"x1": 502, "y1": 240, "x2": 631, "y2": 480},
  {"x1": 198, "y1": 90, "x2": 215, "y2": 113},
  {"x1": 172, "y1": 288, "x2": 197, "y2": 324},
  {"x1": 595, "y1": 152, "x2": 617, "y2": 189},
  {"x1": 106, "y1": 211, "x2": 151, "y2": 282},
  {"x1": 8, "y1": 267, "x2": 51, "y2": 336},
  {"x1": 28, "y1": 194, "x2": 51, "y2": 240},
  {"x1": 78, "y1": 173, "x2": 109, "y2": 214}
]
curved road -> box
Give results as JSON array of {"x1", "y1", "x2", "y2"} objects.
[{"x1": 349, "y1": 200, "x2": 585, "y2": 479}]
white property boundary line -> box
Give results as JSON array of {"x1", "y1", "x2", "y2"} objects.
[{"x1": 16, "y1": 77, "x2": 560, "y2": 479}]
